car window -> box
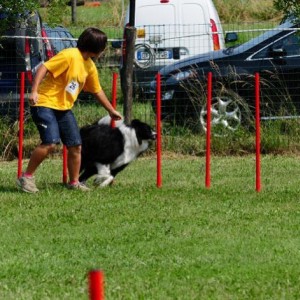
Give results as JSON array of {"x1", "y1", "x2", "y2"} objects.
[
  {"x1": 253, "y1": 32, "x2": 300, "y2": 59},
  {"x1": 281, "y1": 33, "x2": 300, "y2": 56}
]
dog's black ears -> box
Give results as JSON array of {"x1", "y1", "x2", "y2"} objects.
[{"x1": 130, "y1": 119, "x2": 144, "y2": 130}]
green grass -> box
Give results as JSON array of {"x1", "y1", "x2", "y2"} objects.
[
  {"x1": 39, "y1": 1, "x2": 126, "y2": 38},
  {"x1": 214, "y1": 0, "x2": 281, "y2": 23},
  {"x1": 1, "y1": 155, "x2": 300, "y2": 299}
]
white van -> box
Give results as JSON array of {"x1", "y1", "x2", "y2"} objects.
[{"x1": 123, "y1": 0, "x2": 226, "y2": 94}]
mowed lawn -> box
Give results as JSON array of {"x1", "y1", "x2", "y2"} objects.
[{"x1": 1, "y1": 154, "x2": 300, "y2": 299}]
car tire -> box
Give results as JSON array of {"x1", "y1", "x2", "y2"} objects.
[{"x1": 199, "y1": 88, "x2": 252, "y2": 135}]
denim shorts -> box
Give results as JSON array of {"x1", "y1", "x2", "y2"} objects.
[{"x1": 30, "y1": 107, "x2": 82, "y2": 147}]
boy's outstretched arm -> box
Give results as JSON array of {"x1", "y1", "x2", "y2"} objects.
[{"x1": 94, "y1": 89, "x2": 122, "y2": 120}]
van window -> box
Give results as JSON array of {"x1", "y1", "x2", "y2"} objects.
[{"x1": 136, "y1": 5, "x2": 176, "y2": 25}]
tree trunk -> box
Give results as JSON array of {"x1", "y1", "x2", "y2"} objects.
[
  {"x1": 120, "y1": 26, "x2": 136, "y2": 124},
  {"x1": 71, "y1": 0, "x2": 77, "y2": 24}
]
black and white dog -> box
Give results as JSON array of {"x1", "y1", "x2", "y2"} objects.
[{"x1": 79, "y1": 116, "x2": 156, "y2": 187}]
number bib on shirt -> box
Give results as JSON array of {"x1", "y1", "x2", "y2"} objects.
[{"x1": 65, "y1": 80, "x2": 79, "y2": 96}]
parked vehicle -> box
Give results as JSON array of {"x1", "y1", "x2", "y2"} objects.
[
  {"x1": 121, "y1": 0, "x2": 230, "y2": 97},
  {"x1": 150, "y1": 19, "x2": 300, "y2": 133},
  {"x1": 41, "y1": 25, "x2": 55, "y2": 60},
  {"x1": 42, "y1": 24, "x2": 77, "y2": 56},
  {"x1": 0, "y1": 10, "x2": 45, "y2": 120}
]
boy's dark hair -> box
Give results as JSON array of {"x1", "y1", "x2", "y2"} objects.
[{"x1": 77, "y1": 27, "x2": 107, "y2": 53}]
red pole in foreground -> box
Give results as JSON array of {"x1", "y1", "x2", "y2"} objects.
[
  {"x1": 17, "y1": 72, "x2": 25, "y2": 178},
  {"x1": 62, "y1": 145, "x2": 68, "y2": 184},
  {"x1": 255, "y1": 72, "x2": 261, "y2": 192},
  {"x1": 89, "y1": 270, "x2": 104, "y2": 300},
  {"x1": 110, "y1": 72, "x2": 118, "y2": 128},
  {"x1": 205, "y1": 72, "x2": 212, "y2": 188},
  {"x1": 156, "y1": 73, "x2": 162, "y2": 188}
]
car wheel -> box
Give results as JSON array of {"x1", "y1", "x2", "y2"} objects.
[{"x1": 199, "y1": 89, "x2": 246, "y2": 135}]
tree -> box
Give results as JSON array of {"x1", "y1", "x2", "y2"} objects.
[
  {"x1": 0, "y1": 0, "x2": 39, "y2": 34},
  {"x1": 274, "y1": 0, "x2": 300, "y2": 20},
  {"x1": 0, "y1": 0, "x2": 39, "y2": 15},
  {"x1": 0, "y1": 0, "x2": 69, "y2": 28}
]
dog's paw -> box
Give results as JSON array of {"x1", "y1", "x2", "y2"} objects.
[{"x1": 93, "y1": 175, "x2": 114, "y2": 188}]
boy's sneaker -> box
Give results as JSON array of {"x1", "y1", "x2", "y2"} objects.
[
  {"x1": 16, "y1": 176, "x2": 39, "y2": 193},
  {"x1": 67, "y1": 182, "x2": 90, "y2": 191}
]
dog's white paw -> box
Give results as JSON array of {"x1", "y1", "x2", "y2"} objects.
[{"x1": 93, "y1": 175, "x2": 114, "y2": 187}]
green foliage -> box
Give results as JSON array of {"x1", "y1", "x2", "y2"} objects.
[
  {"x1": 214, "y1": 0, "x2": 280, "y2": 22},
  {"x1": 40, "y1": 1, "x2": 127, "y2": 31},
  {"x1": 46, "y1": 0, "x2": 69, "y2": 27},
  {"x1": 0, "y1": 120, "x2": 19, "y2": 161},
  {"x1": 274, "y1": 0, "x2": 300, "y2": 20},
  {"x1": 0, "y1": 0, "x2": 39, "y2": 34},
  {"x1": 0, "y1": 0, "x2": 38, "y2": 14},
  {"x1": 2, "y1": 109, "x2": 300, "y2": 161}
]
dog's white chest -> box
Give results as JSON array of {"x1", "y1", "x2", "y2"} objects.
[{"x1": 111, "y1": 127, "x2": 148, "y2": 169}]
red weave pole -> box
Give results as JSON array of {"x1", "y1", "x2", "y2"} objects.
[
  {"x1": 17, "y1": 72, "x2": 25, "y2": 178},
  {"x1": 62, "y1": 145, "x2": 68, "y2": 184},
  {"x1": 89, "y1": 270, "x2": 104, "y2": 300},
  {"x1": 110, "y1": 72, "x2": 118, "y2": 128},
  {"x1": 205, "y1": 72, "x2": 212, "y2": 188},
  {"x1": 156, "y1": 73, "x2": 162, "y2": 188},
  {"x1": 255, "y1": 72, "x2": 261, "y2": 192}
]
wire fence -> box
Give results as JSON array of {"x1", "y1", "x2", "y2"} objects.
[{"x1": 2, "y1": 21, "x2": 300, "y2": 160}]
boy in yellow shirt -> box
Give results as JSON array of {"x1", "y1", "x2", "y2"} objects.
[{"x1": 17, "y1": 27, "x2": 122, "y2": 193}]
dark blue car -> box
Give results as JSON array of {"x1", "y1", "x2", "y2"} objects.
[{"x1": 151, "y1": 19, "x2": 300, "y2": 133}]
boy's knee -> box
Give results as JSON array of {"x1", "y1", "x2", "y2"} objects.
[{"x1": 40, "y1": 143, "x2": 56, "y2": 153}]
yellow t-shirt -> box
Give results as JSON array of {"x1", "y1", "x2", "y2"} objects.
[{"x1": 37, "y1": 48, "x2": 101, "y2": 110}]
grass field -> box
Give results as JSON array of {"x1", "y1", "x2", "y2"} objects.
[
  {"x1": 1, "y1": 154, "x2": 300, "y2": 299},
  {"x1": 1, "y1": 2, "x2": 299, "y2": 299}
]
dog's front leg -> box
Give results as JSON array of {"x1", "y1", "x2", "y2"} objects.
[{"x1": 93, "y1": 163, "x2": 114, "y2": 187}]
